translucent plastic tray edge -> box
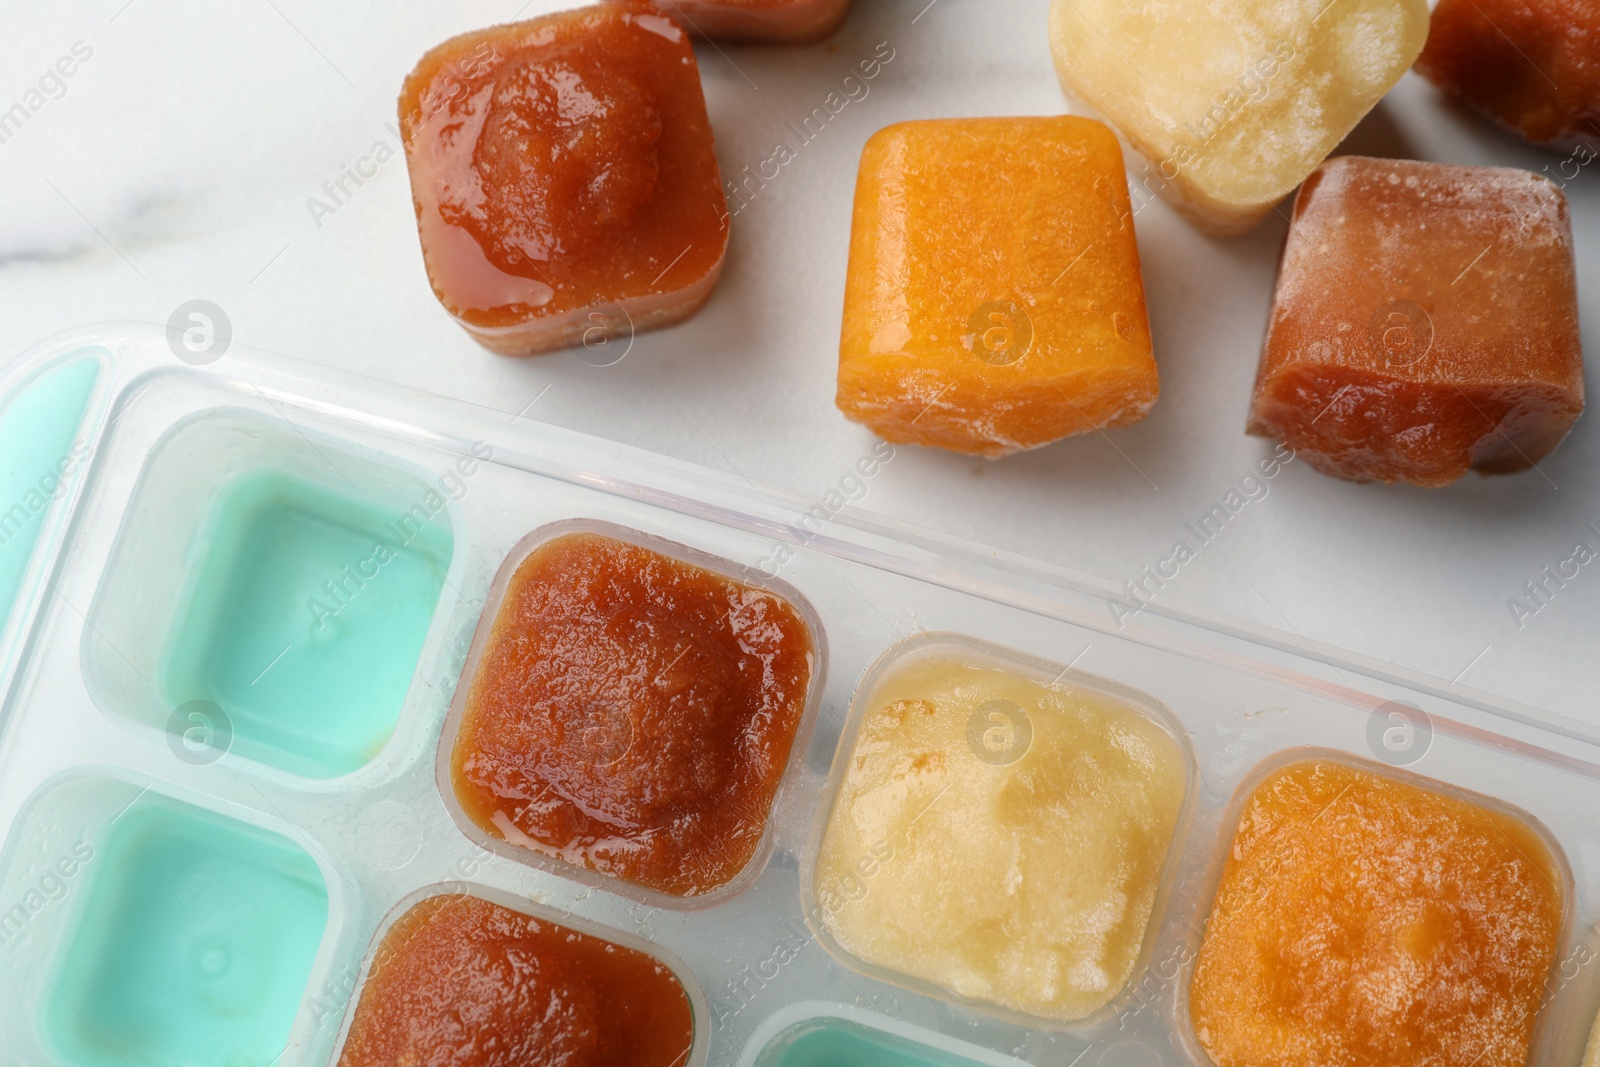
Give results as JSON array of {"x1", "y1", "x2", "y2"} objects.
[{"x1": 2, "y1": 322, "x2": 1590, "y2": 771}]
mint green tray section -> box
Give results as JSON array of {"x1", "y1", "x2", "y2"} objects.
[
  {"x1": 756, "y1": 1018, "x2": 994, "y2": 1067},
  {"x1": 160, "y1": 470, "x2": 453, "y2": 778},
  {"x1": 0, "y1": 352, "x2": 100, "y2": 634},
  {"x1": 42, "y1": 792, "x2": 328, "y2": 1067}
]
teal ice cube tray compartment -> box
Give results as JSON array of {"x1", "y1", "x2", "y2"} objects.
[
  {"x1": 3, "y1": 325, "x2": 1600, "y2": 1067},
  {"x1": 44, "y1": 784, "x2": 329, "y2": 1067},
  {"x1": 740, "y1": 1004, "x2": 1023, "y2": 1067},
  {"x1": 85, "y1": 411, "x2": 455, "y2": 779}
]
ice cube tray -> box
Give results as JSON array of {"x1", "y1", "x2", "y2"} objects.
[{"x1": 2, "y1": 325, "x2": 1600, "y2": 1067}]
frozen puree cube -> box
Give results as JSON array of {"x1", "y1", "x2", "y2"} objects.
[
  {"x1": 836, "y1": 117, "x2": 1157, "y2": 459},
  {"x1": 451, "y1": 531, "x2": 814, "y2": 897},
  {"x1": 1418, "y1": 0, "x2": 1600, "y2": 150},
  {"x1": 337, "y1": 894, "x2": 692, "y2": 1067},
  {"x1": 1048, "y1": 0, "x2": 1430, "y2": 235},
  {"x1": 398, "y1": 6, "x2": 729, "y2": 356},
  {"x1": 813, "y1": 653, "x2": 1188, "y2": 1022},
  {"x1": 620, "y1": 0, "x2": 852, "y2": 43},
  {"x1": 1248, "y1": 156, "x2": 1584, "y2": 487},
  {"x1": 1190, "y1": 759, "x2": 1566, "y2": 1067}
]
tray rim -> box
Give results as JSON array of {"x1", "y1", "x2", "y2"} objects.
[{"x1": 1, "y1": 321, "x2": 1591, "y2": 758}]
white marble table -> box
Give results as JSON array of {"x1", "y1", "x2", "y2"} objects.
[{"x1": 2, "y1": 0, "x2": 1596, "y2": 724}]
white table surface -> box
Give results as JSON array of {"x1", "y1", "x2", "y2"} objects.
[{"x1": 2, "y1": 0, "x2": 1596, "y2": 725}]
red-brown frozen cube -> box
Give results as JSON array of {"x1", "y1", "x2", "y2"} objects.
[
  {"x1": 1418, "y1": 0, "x2": 1600, "y2": 150},
  {"x1": 1249, "y1": 156, "x2": 1584, "y2": 488},
  {"x1": 399, "y1": 6, "x2": 729, "y2": 356},
  {"x1": 627, "y1": 0, "x2": 851, "y2": 42}
]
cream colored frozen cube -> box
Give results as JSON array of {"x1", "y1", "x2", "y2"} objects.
[{"x1": 1048, "y1": 0, "x2": 1430, "y2": 235}]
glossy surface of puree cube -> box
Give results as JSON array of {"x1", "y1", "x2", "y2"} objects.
[
  {"x1": 337, "y1": 894, "x2": 692, "y2": 1067},
  {"x1": 837, "y1": 117, "x2": 1156, "y2": 459},
  {"x1": 1418, "y1": 0, "x2": 1600, "y2": 150},
  {"x1": 1249, "y1": 156, "x2": 1584, "y2": 487},
  {"x1": 399, "y1": 6, "x2": 728, "y2": 356},
  {"x1": 1048, "y1": 0, "x2": 1429, "y2": 234}
]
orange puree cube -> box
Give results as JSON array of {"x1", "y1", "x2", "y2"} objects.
[
  {"x1": 837, "y1": 117, "x2": 1156, "y2": 459},
  {"x1": 1249, "y1": 156, "x2": 1584, "y2": 487},
  {"x1": 621, "y1": 0, "x2": 852, "y2": 43},
  {"x1": 398, "y1": 7, "x2": 729, "y2": 357},
  {"x1": 1191, "y1": 758, "x2": 1567, "y2": 1067},
  {"x1": 1418, "y1": 0, "x2": 1600, "y2": 150}
]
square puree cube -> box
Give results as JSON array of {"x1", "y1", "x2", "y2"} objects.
[
  {"x1": 1190, "y1": 759, "x2": 1566, "y2": 1067},
  {"x1": 620, "y1": 0, "x2": 852, "y2": 43},
  {"x1": 836, "y1": 116, "x2": 1157, "y2": 459},
  {"x1": 398, "y1": 5, "x2": 729, "y2": 356},
  {"x1": 1418, "y1": 0, "x2": 1600, "y2": 150},
  {"x1": 812, "y1": 649, "x2": 1188, "y2": 1022},
  {"x1": 1248, "y1": 155, "x2": 1584, "y2": 488},
  {"x1": 450, "y1": 531, "x2": 815, "y2": 897},
  {"x1": 337, "y1": 894, "x2": 692, "y2": 1067},
  {"x1": 1048, "y1": 0, "x2": 1430, "y2": 235}
]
